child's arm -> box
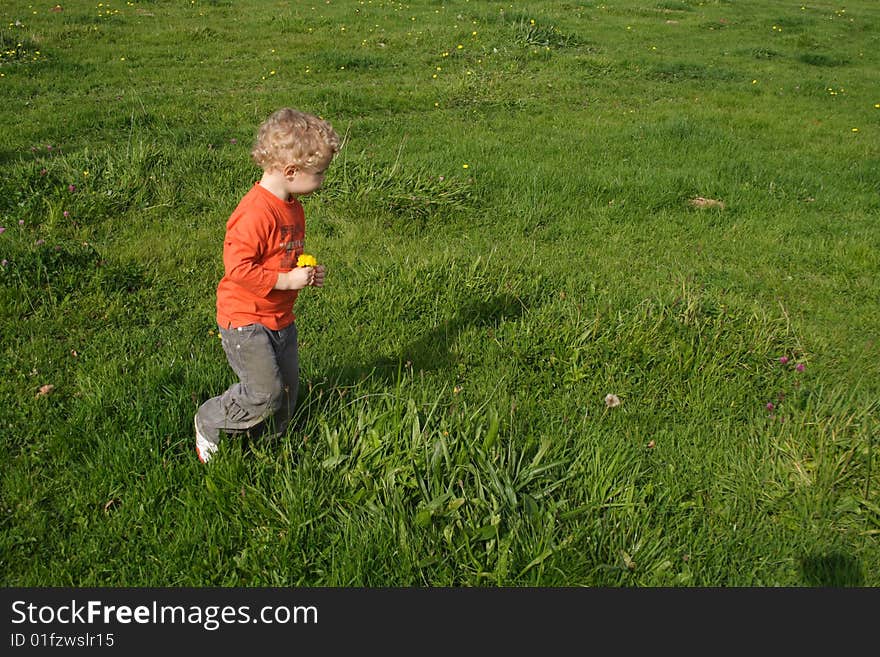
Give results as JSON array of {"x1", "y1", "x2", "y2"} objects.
[{"x1": 224, "y1": 211, "x2": 320, "y2": 293}]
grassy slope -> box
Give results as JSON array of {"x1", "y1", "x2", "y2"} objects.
[{"x1": 1, "y1": 1, "x2": 878, "y2": 586}]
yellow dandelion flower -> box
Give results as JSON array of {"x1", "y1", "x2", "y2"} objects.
[
  {"x1": 297, "y1": 253, "x2": 317, "y2": 267},
  {"x1": 462, "y1": 163, "x2": 469, "y2": 169}
]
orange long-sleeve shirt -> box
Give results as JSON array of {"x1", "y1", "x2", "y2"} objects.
[{"x1": 216, "y1": 182, "x2": 305, "y2": 330}]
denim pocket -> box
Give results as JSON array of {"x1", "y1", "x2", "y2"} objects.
[{"x1": 221, "y1": 324, "x2": 259, "y2": 353}]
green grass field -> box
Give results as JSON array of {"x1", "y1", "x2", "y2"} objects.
[{"x1": 1, "y1": 0, "x2": 878, "y2": 586}]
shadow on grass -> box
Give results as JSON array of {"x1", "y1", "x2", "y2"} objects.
[
  {"x1": 241, "y1": 292, "x2": 526, "y2": 454},
  {"x1": 800, "y1": 552, "x2": 864, "y2": 587},
  {"x1": 326, "y1": 292, "x2": 526, "y2": 385},
  {"x1": 0, "y1": 150, "x2": 21, "y2": 167}
]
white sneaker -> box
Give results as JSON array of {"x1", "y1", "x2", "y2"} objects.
[{"x1": 194, "y1": 414, "x2": 218, "y2": 464}]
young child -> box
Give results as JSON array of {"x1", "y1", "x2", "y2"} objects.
[{"x1": 195, "y1": 108, "x2": 340, "y2": 463}]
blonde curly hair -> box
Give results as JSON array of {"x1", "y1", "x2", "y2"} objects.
[{"x1": 251, "y1": 108, "x2": 340, "y2": 173}]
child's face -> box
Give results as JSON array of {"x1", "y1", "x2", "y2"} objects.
[{"x1": 285, "y1": 160, "x2": 330, "y2": 197}]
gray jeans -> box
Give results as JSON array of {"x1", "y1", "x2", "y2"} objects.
[{"x1": 196, "y1": 322, "x2": 299, "y2": 445}]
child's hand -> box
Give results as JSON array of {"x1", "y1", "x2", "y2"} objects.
[
  {"x1": 310, "y1": 264, "x2": 326, "y2": 288},
  {"x1": 275, "y1": 267, "x2": 313, "y2": 290}
]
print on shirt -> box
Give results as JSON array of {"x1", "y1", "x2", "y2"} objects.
[{"x1": 279, "y1": 225, "x2": 303, "y2": 270}]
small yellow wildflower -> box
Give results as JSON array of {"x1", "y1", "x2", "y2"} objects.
[{"x1": 297, "y1": 253, "x2": 317, "y2": 267}]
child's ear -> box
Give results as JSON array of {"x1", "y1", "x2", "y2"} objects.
[{"x1": 283, "y1": 164, "x2": 298, "y2": 178}]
